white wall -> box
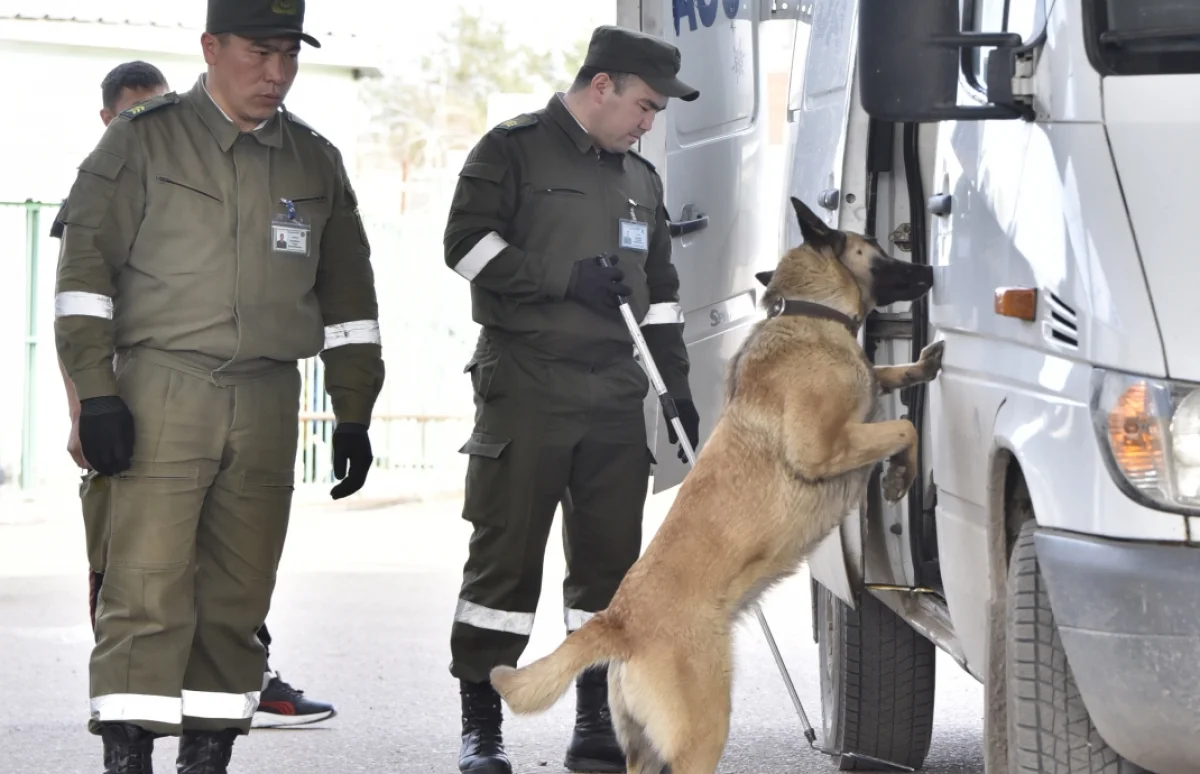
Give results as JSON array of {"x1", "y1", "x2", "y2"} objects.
[{"x1": 0, "y1": 36, "x2": 364, "y2": 490}]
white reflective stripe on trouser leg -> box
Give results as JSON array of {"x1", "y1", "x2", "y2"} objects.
[
  {"x1": 454, "y1": 231, "x2": 508, "y2": 281},
  {"x1": 55, "y1": 291, "x2": 114, "y2": 320},
  {"x1": 565, "y1": 608, "x2": 595, "y2": 632},
  {"x1": 640, "y1": 302, "x2": 684, "y2": 326},
  {"x1": 181, "y1": 690, "x2": 260, "y2": 720},
  {"x1": 454, "y1": 599, "x2": 535, "y2": 636},
  {"x1": 323, "y1": 320, "x2": 381, "y2": 350},
  {"x1": 90, "y1": 694, "x2": 183, "y2": 725}
]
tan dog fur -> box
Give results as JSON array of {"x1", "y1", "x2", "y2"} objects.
[{"x1": 489, "y1": 197, "x2": 944, "y2": 774}]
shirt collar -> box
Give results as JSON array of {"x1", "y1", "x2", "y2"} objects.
[
  {"x1": 546, "y1": 93, "x2": 627, "y2": 168},
  {"x1": 191, "y1": 74, "x2": 284, "y2": 152}
]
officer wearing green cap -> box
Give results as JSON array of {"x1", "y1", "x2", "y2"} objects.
[
  {"x1": 443, "y1": 23, "x2": 700, "y2": 774},
  {"x1": 52, "y1": 0, "x2": 385, "y2": 771}
]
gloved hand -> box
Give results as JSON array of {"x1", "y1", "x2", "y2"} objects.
[
  {"x1": 666, "y1": 398, "x2": 700, "y2": 463},
  {"x1": 331, "y1": 422, "x2": 373, "y2": 500},
  {"x1": 566, "y1": 255, "x2": 632, "y2": 314},
  {"x1": 78, "y1": 395, "x2": 135, "y2": 476}
]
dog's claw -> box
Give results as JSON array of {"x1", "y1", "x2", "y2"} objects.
[
  {"x1": 882, "y1": 463, "x2": 913, "y2": 503},
  {"x1": 918, "y1": 340, "x2": 945, "y2": 378}
]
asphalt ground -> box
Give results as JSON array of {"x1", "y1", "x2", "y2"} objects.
[{"x1": 0, "y1": 483, "x2": 985, "y2": 773}]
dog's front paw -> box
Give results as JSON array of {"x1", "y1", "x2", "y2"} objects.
[
  {"x1": 882, "y1": 462, "x2": 914, "y2": 503},
  {"x1": 918, "y1": 340, "x2": 945, "y2": 379}
]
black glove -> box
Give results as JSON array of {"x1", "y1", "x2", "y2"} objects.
[
  {"x1": 78, "y1": 395, "x2": 135, "y2": 477},
  {"x1": 666, "y1": 398, "x2": 700, "y2": 463},
  {"x1": 331, "y1": 422, "x2": 373, "y2": 500},
  {"x1": 566, "y1": 255, "x2": 632, "y2": 313}
]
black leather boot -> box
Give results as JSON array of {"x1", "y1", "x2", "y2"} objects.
[
  {"x1": 458, "y1": 680, "x2": 512, "y2": 774},
  {"x1": 564, "y1": 666, "x2": 626, "y2": 773},
  {"x1": 175, "y1": 729, "x2": 238, "y2": 774},
  {"x1": 99, "y1": 722, "x2": 158, "y2": 774}
]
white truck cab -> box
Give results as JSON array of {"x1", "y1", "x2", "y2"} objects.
[{"x1": 627, "y1": 0, "x2": 1200, "y2": 772}]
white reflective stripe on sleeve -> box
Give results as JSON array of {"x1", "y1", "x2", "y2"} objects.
[
  {"x1": 323, "y1": 320, "x2": 381, "y2": 350},
  {"x1": 90, "y1": 694, "x2": 182, "y2": 725},
  {"x1": 455, "y1": 599, "x2": 535, "y2": 636},
  {"x1": 55, "y1": 291, "x2": 113, "y2": 320},
  {"x1": 564, "y1": 608, "x2": 595, "y2": 632},
  {"x1": 641, "y1": 302, "x2": 684, "y2": 326},
  {"x1": 181, "y1": 690, "x2": 260, "y2": 720},
  {"x1": 454, "y1": 231, "x2": 508, "y2": 281}
]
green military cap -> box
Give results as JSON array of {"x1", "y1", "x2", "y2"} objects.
[
  {"x1": 583, "y1": 25, "x2": 699, "y2": 102},
  {"x1": 206, "y1": 0, "x2": 321, "y2": 49}
]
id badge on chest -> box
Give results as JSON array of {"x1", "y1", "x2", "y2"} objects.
[
  {"x1": 619, "y1": 218, "x2": 649, "y2": 253},
  {"x1": 272, "y1": 199, "x2": 311, "y2": 256}
]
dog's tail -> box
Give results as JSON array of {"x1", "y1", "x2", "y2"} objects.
[{"x1": 489, "y1": 613, "x2": 626, "y2": 714}]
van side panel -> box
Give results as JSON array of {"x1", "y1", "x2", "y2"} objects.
[{"x1": 928, "y1": 9, "x2": 1173, "y2": 671}]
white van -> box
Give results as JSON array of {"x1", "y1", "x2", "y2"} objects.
[{"x1": 624, "y1": 0, "x2": 1200, "y2": 772}]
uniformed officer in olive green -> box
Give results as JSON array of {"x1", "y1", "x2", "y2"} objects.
[
  {"x1": 52, "y1": 1, "x2": 384, "y2": 772},
  {"x1": 444, "y1": 24, "x2": 701, "y2": 774}
]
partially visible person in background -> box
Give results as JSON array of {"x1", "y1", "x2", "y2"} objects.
[{"x1": 50, "y1": 57, "x2": 337, "y2": 739}]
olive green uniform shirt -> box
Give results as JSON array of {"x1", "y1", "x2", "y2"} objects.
[
  {"x1": 444, "y1": 93, "x2": 690, "y2": 400},
  {"x1": 54, "y1": 75, "x2": 384, "y2": 425}
]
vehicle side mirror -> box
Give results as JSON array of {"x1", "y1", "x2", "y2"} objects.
[{"x1": 857, "y1": 0, "x2": 1031, "y2": 123}]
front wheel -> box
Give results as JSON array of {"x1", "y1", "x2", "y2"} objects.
[
  {"x1": 814, "y1": 580, "x2": 935, "y2": 770},
  {"x1": 1005, "y1": 520, "x2": 1147, "y2": 773}
]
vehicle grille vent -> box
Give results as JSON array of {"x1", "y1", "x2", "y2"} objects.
[{"x1": 1045, "y1": 292, "x2": 1079, "y2": 349}]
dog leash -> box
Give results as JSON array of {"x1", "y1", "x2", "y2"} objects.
[{"x1": 595, "y1": 255, "x2": 914, "y2": 773}]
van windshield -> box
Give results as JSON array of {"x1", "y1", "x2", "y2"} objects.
[{"x1": 1091, "y1": 1, "x2": 1200, "y2": 75}]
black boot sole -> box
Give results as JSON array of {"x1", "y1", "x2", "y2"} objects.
[
  {"x1": 564, "y1": 753, "x2": 626, "y2": 773},
  {"x1": 459, "y1": 762, "x2": 512, "y2": 774}
]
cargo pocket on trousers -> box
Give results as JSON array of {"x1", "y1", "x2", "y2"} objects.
[
  {"x1": 459, "y1": 432, "x2": 511, "y2": 527},
  {"x1": 464, "y1": 348, "x2": 505, "y2": 403},
  {"x1": 108, "y1": 462, "x2": 202, "y2": 570},
  {"x1": 238, "y1": 470, "x2": 295, "y2": 579}
]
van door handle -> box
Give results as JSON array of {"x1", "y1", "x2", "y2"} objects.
[{"x1": 668, "y1": 204, "x2": 708, "y2": 238}]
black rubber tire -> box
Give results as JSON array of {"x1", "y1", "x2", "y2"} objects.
[
  {"x1": 1006, "y1": 520, "x2": 1148, "y2": 773},
  {"x1": 815, "y1": 581, "x2": 936, "y2": 770}
]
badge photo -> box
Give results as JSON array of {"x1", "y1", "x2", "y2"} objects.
[
  {"x1": 619, "y1": 219, "x2": 649, "y2": 252},
  {"x1": 273, "y1": 199, "x2": 311, "y2": 256}
]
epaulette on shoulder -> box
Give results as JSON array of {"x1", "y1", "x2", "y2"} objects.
[
  {"x1": 627, "y1": 148, "x2": 657, "y2": 172},
  {"x1": 493, "y1": 113, "x2": 538, "y2": 134},
  {"x1": 118, "y1": 92, "x2": 180, "y2": 121},
  {"x1": 285, "y1": 110, "x2": 333, "y2": 146}
]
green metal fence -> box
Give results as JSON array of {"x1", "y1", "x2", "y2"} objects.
[
  {"x1": 23, "y1": 203, "x2": 42, "y2": 492},
  {"x1": 3, "y1": 198, "x2": 477, "y2": 492}
]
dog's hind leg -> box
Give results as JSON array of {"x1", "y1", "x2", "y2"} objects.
[
  {"x1": 609, "y1": 663, "x2": 667, "y2": 774},
  {"x1": 662, "y1": 664, "x2": 732, "y2": 774},
  {"x1": 637, "y1": 639, "x2": 734, "y2": 774}
]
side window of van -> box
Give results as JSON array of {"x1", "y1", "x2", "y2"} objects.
[
  {"x1": 966, "y1": 0, "x2": 1038, "y2": 91},
  {"x1": 786, "y1": 5, "x2": 814, "y2": 118},
  {"x1": 1006, "y1": 0, "x2": 1039, "y2": 41}
]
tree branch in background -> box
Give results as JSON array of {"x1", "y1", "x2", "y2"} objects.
[{"x1": 364, "y1": 7, "x2": 589, "y2": 171}]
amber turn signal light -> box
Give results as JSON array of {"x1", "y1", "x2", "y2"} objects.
[{"x1": 994, "y1": 287, "x2": 1037, "y2": 321}]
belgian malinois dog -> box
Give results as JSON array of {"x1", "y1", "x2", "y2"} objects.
[{"x1": 490, "y1": 197, "x2": 944, "y2": 773}]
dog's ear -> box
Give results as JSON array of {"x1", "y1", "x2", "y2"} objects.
[
  {"x1": 791, "y1": 197, "x2": 846, "y2": 256},
  {"x1": 755, "y1": 270, "x2": 774, "y2": 287}
]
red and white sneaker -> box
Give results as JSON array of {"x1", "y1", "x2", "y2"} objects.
[{"x1": 251, "y1": 671, "x2": 337, "y2": 728}]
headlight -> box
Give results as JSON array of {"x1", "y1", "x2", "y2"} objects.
[{"x1": 1091, "y1": 369, "x2": 1200, "y2": 514}]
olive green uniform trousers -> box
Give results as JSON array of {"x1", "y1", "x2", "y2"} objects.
[
  {"x1": 449, "y1": 332, "x2": 652, "y2": 684},
  {"x1": 81, "y1": 473, "x2": 110, "y2": 629},
  {"x1": 88, "y1": 349, "x2": 300, "y2": 736}
]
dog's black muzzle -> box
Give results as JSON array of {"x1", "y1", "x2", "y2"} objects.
[{"x1": 871, "y1": 257, "x2": 934, "y2": 306}]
